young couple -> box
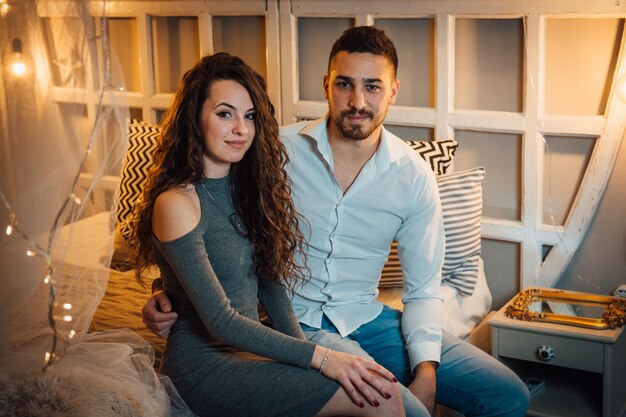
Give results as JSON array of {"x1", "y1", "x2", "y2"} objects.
[{"x1": 132, "y1": 26, "x2": 529, "y2": 417}]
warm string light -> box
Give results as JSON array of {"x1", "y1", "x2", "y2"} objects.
[
  {"x1": 10, "y1": 38, "x2": 27, "y2": 77},
  {"x1": 0, "y1": 14, "x2": 115, "y2": 372},
  {"x1": 0, "y1": 192, "x2": 79, "y2": 371},
  {"x1": 0, "y1": 0, "x2": 10, "y2": 17}
]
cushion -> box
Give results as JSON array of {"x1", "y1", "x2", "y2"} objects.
[
  {"x1": 377, "y1": 257, "x2": 492, "y2": 340},
  {"x1": 380, "y1": 167, "x2": 485, "y2": 297},
  {"x1": 111, "y1": 119, "x2": 160, "y2": 269},
  {"x1": 437, "y1": 167, "x2": 485, "y2": 296},
  {"x1": 406, "y1": 139, "x2": 458, "y2": 175}
]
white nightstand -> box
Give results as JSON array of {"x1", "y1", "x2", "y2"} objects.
[{"x1": 488, "y1": 290, "x2": 626, "y2": 417}]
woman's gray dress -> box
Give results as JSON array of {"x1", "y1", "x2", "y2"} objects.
[{"x1": 154, "y1": 176, "x2": 338, "y2": 417}]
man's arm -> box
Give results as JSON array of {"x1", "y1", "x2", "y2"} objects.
[
  {"x1": 408, "y1": 361, "x2": 437, "y2": 414},
  {"x1": 397, "y1": 169, "x2": 445, "y2": 368},
  {"x1": 396, "y1": 170, "x2": 445, "y2": 414},
  {"x1": 142, "y1": 278, "x2": 178, "y2": 338}
]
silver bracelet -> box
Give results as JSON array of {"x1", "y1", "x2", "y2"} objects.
[{"x1": 318, "y1": 347, "x2": 331, "y2": 374}]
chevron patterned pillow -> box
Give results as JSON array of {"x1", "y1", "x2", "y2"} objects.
[
  {"x1": 406, "y1": 139, "x2": 458, "y2": 175},
  {"x1": 117, "y1": 119, "x2": 160, "y2": 242}
]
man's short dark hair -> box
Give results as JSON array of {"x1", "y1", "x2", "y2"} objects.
[{"x1": 328, "y1": 26, "x2": 398, "y2": 78}]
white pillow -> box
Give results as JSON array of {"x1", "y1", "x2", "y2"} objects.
[{"x1": 376, "y1": 258, "x2": 492, "y2": 339}]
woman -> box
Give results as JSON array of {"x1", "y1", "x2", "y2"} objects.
[{"x1": 131, "y1": 53, "x2": 404, "y2": 417}]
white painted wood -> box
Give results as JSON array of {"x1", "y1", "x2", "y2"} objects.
[
  {"x1": 92, "y1": 1, "x2": 268, "y2": 17},
  {"x1": 39, "y1": 0, "x2": 626, "y2": 303},
  {"x1": 289, "y1": 0, "x2": 626, "y2": 16},
  {"x1": 198, "y1": 12, "x2": 214, "y2": 56},
  {"x1": 279, "y1": 0, "x2": 298, "y2": 124},
  {"x1": 387, "y1": 106, "x2": 437, "y2": 126},
  {"x1": 266, "y1": 0, "x2": 282, "y2": 123},
  {"x1": 78, "y1": 173, "x2": 120, "y2": 210},
  {"x1": 355, "y1": 13, "x2": 374, "y2": 27},
  {"x1": 435, "y1": 14, "x2": 454, "y2": 140},
  {"x1": 539, "y1": 50, "x2": 626, "y2": 287},
  {"x1": 149, "y1": 93, "x2": 174, "y2": 109},
  {"x1": 489, "y1": 290, "x2": 626, "y2": 417},
  {"x1": 448, "y1": 110, "x2": 526, "y2": 133},
  {"x1": 540, "y1": 115, "x2": 606, "y2": 136},
  {"x1": 136, "y1": 12, "x2": 154, "y2": 122},
  {"x1": 521, "y1": 14, "x2": 543, "y2": 290}
]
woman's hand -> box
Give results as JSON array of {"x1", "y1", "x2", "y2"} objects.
[{"x1": 312, "y1": 347, "x2": 398, "y2": 408}]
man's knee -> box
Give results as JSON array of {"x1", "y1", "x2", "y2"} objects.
[
  {"x1": 398, "y1": 383, "x2": 431, "y2": 417},
  {"x1": 304, "y1": 329, "x2": 373, "y2": 359},
  {"x1": 502, "y1": 374, "x2": 530, "y2": 417}
]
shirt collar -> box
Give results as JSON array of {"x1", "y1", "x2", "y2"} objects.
[{"x1": 298, "y1": 115, "x2": 406, "y2": 174}]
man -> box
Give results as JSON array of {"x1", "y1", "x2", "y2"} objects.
[{"x1": 144, "y1": 26, "x2": 529, "y2": 417}]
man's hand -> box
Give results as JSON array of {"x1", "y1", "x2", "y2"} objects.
[
  {"x1": 408, "y1": 361, "x2": 437, "y2": 415},
  {"x1": 142, "y1": 282, "x2": 178, "y2": 338}
]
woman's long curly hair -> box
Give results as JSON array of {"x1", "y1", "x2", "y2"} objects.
[{"x1": 131, "y1": 52, "x2": 307, "y2": 292}]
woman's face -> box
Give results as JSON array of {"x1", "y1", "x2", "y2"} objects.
[{"x1": 200, "y1": 79, "x2": 255, "y2": 178}]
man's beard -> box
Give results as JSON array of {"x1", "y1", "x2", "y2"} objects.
[{"x1": 334, "y1": 109, "x2": 377, "y2": 141}]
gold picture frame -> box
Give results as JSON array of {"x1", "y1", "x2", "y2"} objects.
[{"x1": 504, "y1": 288, "x2": 626, "y2": 330}]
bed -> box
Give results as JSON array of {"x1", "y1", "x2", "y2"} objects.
[{"x1": 76, "y1": 119, "x2": 494, "y2": 370}]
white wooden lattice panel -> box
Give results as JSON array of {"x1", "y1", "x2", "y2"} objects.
[
  {"x1": 38, "y1": 0, "x2": 626, "y2": 301},
  {"x1": 281, "y1": 0, "x2": 626, "y2": 298}
]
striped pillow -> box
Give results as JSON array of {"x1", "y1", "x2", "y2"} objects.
[
  {"x1": 379, "y1": 167, "x2": 485, "y2": 297},
  {"x1": 407, "y1": 139, "x2": 458, "y2": 175},
  {"x1": 438, "y1": 167, "x2": 485, "y2": 296}
]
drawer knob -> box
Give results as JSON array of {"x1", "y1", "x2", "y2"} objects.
[{"x1": 536, "y1": 345, "x2": 555, "y2": 362}]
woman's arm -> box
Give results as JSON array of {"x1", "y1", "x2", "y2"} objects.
[
  {"x1": 256, "y1": 278, "x2": 306, "y2": 339},
  {"x1": 153, "y1": 188, "x2": 316, "y2": 369}
]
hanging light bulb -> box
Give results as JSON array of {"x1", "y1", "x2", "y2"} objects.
[
  {"x1": 0, "y1": 0, "x2": 10, "y2": 17},
  {"x1": 10, "y1": 38, "x2": 26, "y2": 77},
  {"x1": 616, "y1": 73, "x2": 626, "y2": 103}
]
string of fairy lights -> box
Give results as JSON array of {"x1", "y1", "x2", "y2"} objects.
[{"x1": 1, "y1": 3, "x2": 112, "y2": 371}]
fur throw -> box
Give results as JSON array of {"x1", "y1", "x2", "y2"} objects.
[{"x1": 0, "y1": 367, "x2": 164, "y2": 417}]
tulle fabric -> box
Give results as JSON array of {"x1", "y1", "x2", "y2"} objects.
[{"x1": 0, "y1": 1, "x2": 193, "y2": 415}]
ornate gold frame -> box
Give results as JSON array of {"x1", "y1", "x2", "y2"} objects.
[{"x1": 504, "y1": 288, "x2": 626, "y2": 330}]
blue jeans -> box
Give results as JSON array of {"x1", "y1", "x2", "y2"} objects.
[{"x1": 301, "y1": 306, "x2": 529, "y2": 417}]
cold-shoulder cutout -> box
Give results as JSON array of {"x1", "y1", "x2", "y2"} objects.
[{"x1": 152, "y1": 185, "x2": 201, "y2": 242}]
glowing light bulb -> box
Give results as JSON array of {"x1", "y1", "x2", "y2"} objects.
[
  {"x1": 63, "y1": 315, "x2": 72, "y2": 322},
  {"x1": 44, "y1": 352, "x2": 51, "y2": 362},
  {"x1": 0, "y1": 1, "x2": 9, "y2": 17},
  {"x1": 616, "y1": 73, "x2": 626, "y2": 103},
  {"x1": 10, "y1": 38, "x2": 27, "y2": 77},
  {"x1": 44, "y1": 275, "x2": 50, "y2": 284},
  {"x1": 26, "y1": 250, "x2": 35, "y2": 257},
  {"x1": 11, "y1": 60, "x2": 26, "y2": 76},
  {"x1": 69, "y1": 330, "x2": 76, "y2": 339},
  {"x1": 63, "y1": 303, "x2": 72, "y2": 310},
  {"x1": 5, "y1": 225, "x2": 12, "y2": 235}
]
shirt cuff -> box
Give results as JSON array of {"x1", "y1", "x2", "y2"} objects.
[{"x1": 407, "y1": 340, "x2": 442, "y2": 372}]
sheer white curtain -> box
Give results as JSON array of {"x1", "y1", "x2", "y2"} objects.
[{"x1": 0, "y1": 1, "x2": 190, "y2": 415}]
